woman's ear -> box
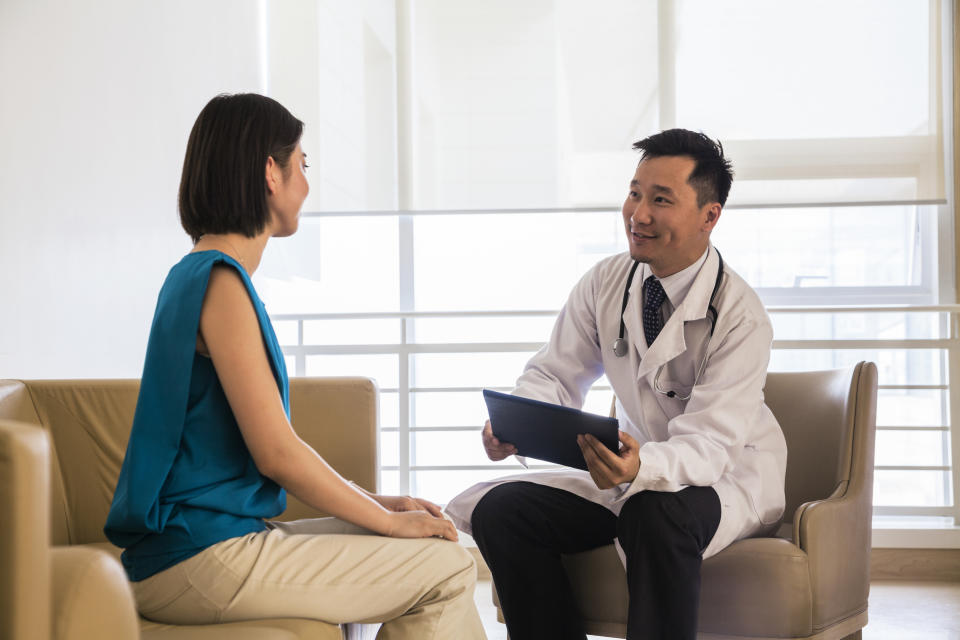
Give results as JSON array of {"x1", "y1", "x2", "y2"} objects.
[{"x1": 265, "y1": 156, "x2": 280, "y2": 196}]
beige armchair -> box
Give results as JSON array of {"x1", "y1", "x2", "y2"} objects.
[
  {"x1": 0, "y1": 377, "x2": 379, "y2": 640},
  {"x1": 492, "y1": 361, "x2": 878, "y2": 640}
]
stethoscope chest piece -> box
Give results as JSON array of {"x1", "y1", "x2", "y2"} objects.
[{"x1": 612, "y1": 338, "x2": 629, "y2": 357}]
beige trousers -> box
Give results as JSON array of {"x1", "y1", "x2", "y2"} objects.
[{"x1": 132, "y1": 518, "x2": 486, "y2": 640}]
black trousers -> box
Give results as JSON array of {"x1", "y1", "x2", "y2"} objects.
[{"x1": 471, "y1": 482, "x2": 721, "y2": 640}]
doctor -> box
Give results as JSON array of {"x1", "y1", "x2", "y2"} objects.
[{"x1": 445, "y1": 128, "x2": 787, "y2": 640}]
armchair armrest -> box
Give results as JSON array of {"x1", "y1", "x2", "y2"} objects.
[
  {"x1": 51, "y1": 546, "x2": 140, "y2": 640},
  {"x1": 791, "y1": 361, "x2": 877, "y2": 631},
  {"x1": 0, "y1": 419, "x2": 52, "y2": 640},
  {"x1": 281, "y1": 377, "x2": 379, "y2": 521},
  {"x1": 792, "y1": 493, "x2": 871, "y2": 630}
]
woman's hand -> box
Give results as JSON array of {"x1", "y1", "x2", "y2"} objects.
[
  {"x1": 385, "y1": 510, "x2": 459, "y2": 541},
  {"x1": 368, "y1": 492, "x2": 458, "y2": 540},
  {"x1": 373, "y1": 494, "x2": 445, "y2": 518}
]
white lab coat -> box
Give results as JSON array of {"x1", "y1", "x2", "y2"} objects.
[{"x1": 445, "y1": 246, "x2": 787, "y2": 560}]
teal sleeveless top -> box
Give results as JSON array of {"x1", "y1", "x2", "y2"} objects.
[{"x1": 105, "y1": 251, "x2": 288, "y2": 581}]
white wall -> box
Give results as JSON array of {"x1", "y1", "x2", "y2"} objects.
[{"x1": 0, "y1": 0, "x2": 263, "y2": 377}]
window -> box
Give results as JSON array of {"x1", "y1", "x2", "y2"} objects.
[{"x1": 259, "y1": 1, "x2": 956, "y2": 524}]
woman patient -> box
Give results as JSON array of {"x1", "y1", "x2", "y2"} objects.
[{"x1": 105, "y1": 93, "x2": 486, "y2": 639}]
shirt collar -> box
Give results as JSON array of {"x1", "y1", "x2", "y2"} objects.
[{"x1": 643, "y1": 247, "x2": 710, "y2": 308}]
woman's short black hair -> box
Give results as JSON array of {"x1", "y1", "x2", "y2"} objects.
[
  {"x1": 632, "y1": 129, "x2": 733, "y2": 207},
  {"x1": 179, "y1": 93, "x2": 304, "y2": 243}
]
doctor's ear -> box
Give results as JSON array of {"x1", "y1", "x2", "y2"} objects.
[{"x1": 702, "y1": 203, "x2": 722, "y2": 231}]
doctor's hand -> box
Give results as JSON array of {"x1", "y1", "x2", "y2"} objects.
[
  {"x1": 482, "y1": 420, "x2": 518, "y2": 461},
  {"x1": 578, "y1": 430, "x2": 640, "y2": 490}
]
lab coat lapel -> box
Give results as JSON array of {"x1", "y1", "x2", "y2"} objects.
[
  {"x1": 636, "y1": 314, "x2": 686, "y2": 379},
  {"x1": 635, "y1": 247, "x2": 719, "y2": 380}
]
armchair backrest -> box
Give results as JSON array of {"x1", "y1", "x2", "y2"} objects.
[
  {"x1": 763, "y1": 362, "x2": 878, "y2": 523},
  {"x1": 0, "y1": 380, "x2": 77, "y2": 546},
  {"x1": 277, "y1": 377, "x2": 379, "y2": 521},
  {"x1": 0, "y1": 377, "x2": 378, "y2": 546}
]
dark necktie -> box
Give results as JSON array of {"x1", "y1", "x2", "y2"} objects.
[{"x1": 643, "y1": 275, "x2": 667, "y2": 347}]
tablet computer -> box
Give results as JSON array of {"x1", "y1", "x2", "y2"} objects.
[{"x1": 483, "y1": 389, "x2": 620, "y2": 471}]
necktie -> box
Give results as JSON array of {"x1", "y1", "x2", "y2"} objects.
[{"x1": 643, "y1": 275, "x2": 667, "y2": 347}]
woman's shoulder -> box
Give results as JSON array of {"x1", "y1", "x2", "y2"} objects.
[
  {"x1": 159, "y1": 251, "x2": 247, "y2": 295},
  {"x1": 204, "y1": 261, "x2": 257, "y2": 308},
  {"x1": 152, "y1": 251, "x2": 255, "y2": 317},
  {"x1": 172, "y1": 250, "x2": 245, "y2": 278}
]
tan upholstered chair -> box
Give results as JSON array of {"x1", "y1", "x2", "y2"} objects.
[
  {"x1": 492, "y1": 361, "x2": 878, "y2": 640},
  {"x1": 0, "y1": 377, "x2": 379, "y2": 640}
]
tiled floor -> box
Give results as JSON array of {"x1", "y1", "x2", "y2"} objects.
[{"x1": 475, "y1": 579, "x2": 960, "y2": 640}]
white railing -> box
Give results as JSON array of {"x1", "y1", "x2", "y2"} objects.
[{"x1": 272, "y1": 305, "x2": 960, "y2": 523}]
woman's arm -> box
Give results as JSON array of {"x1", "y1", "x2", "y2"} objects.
[{"x1": 200, "y1": 265, "x2": 456, "y2": 540}]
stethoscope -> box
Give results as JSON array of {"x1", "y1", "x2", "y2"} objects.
[{"x1": 612, "y1": 251, "x2": 725, "y2": 400}]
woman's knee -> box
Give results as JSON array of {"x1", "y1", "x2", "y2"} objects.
[{"x1": 425, "y1": 540, "x2": 477, "y2": 597}]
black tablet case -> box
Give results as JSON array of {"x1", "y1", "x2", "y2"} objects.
[{"x1": 483, "y1": 389, "x2": 620, "y2": 471}]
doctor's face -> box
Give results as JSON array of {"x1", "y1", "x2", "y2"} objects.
[{"x1": 621, "y1": 155, "x2": 721, "y2": 278}]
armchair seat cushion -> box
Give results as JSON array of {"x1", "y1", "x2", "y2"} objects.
[
  {"x1": 77, "y1": 543, "x2": 343, "y2": 639},
  {"x1": 140, "y1": 617, "x2": 341, "y2": 640},
  {"x1": 538, "y1": 538, "x2": 813, "y2": 638},
  {"x1": 51, "y1": 546, "x2": 139, "y2": 640},
  {"x1": 699, "y1": 537, "x2": 811, "y2": 637}
]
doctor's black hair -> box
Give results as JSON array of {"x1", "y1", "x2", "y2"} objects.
[
  {"x1": 179, "y1": 93, "x2": 304, "y2": 244},
  {"x1": 632, "y1": 129, "x2": 733, "y2": 208}
]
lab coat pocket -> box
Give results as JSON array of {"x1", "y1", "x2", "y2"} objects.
[
  {"x1": 652, "y1": 356, "x2": 694, "y2": 408},
  {"x1": 652, "y1": 370, "x2": 692, "y2": 415},
  {"x1": 654, "y1": 376, "x2": 692, "y2": 401},
  {"x1": 745, "y1": 448, "x2": 786, "y2": 526}
]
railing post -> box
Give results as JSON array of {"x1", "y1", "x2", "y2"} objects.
[
  {"x1": 949, "y1": 311, "x2": 960, "y2": 523},
  {"x1": 398, "y1": 316, "x2": 411, "y2": 494},
  {"x1": 296, "y1": 318, "x2": 305, "y2": 377}
]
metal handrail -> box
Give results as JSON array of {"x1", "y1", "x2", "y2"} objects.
[
  {"x1": 271, "y1": 304, "x2": 960, "y2": 321},
  {"x1": 272, "y1": 305, "x2": 960, "y2": 522}
]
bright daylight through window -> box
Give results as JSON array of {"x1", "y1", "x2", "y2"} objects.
[{"x1": 255, "y1": 0, "x2": 956, "y2": 526}]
